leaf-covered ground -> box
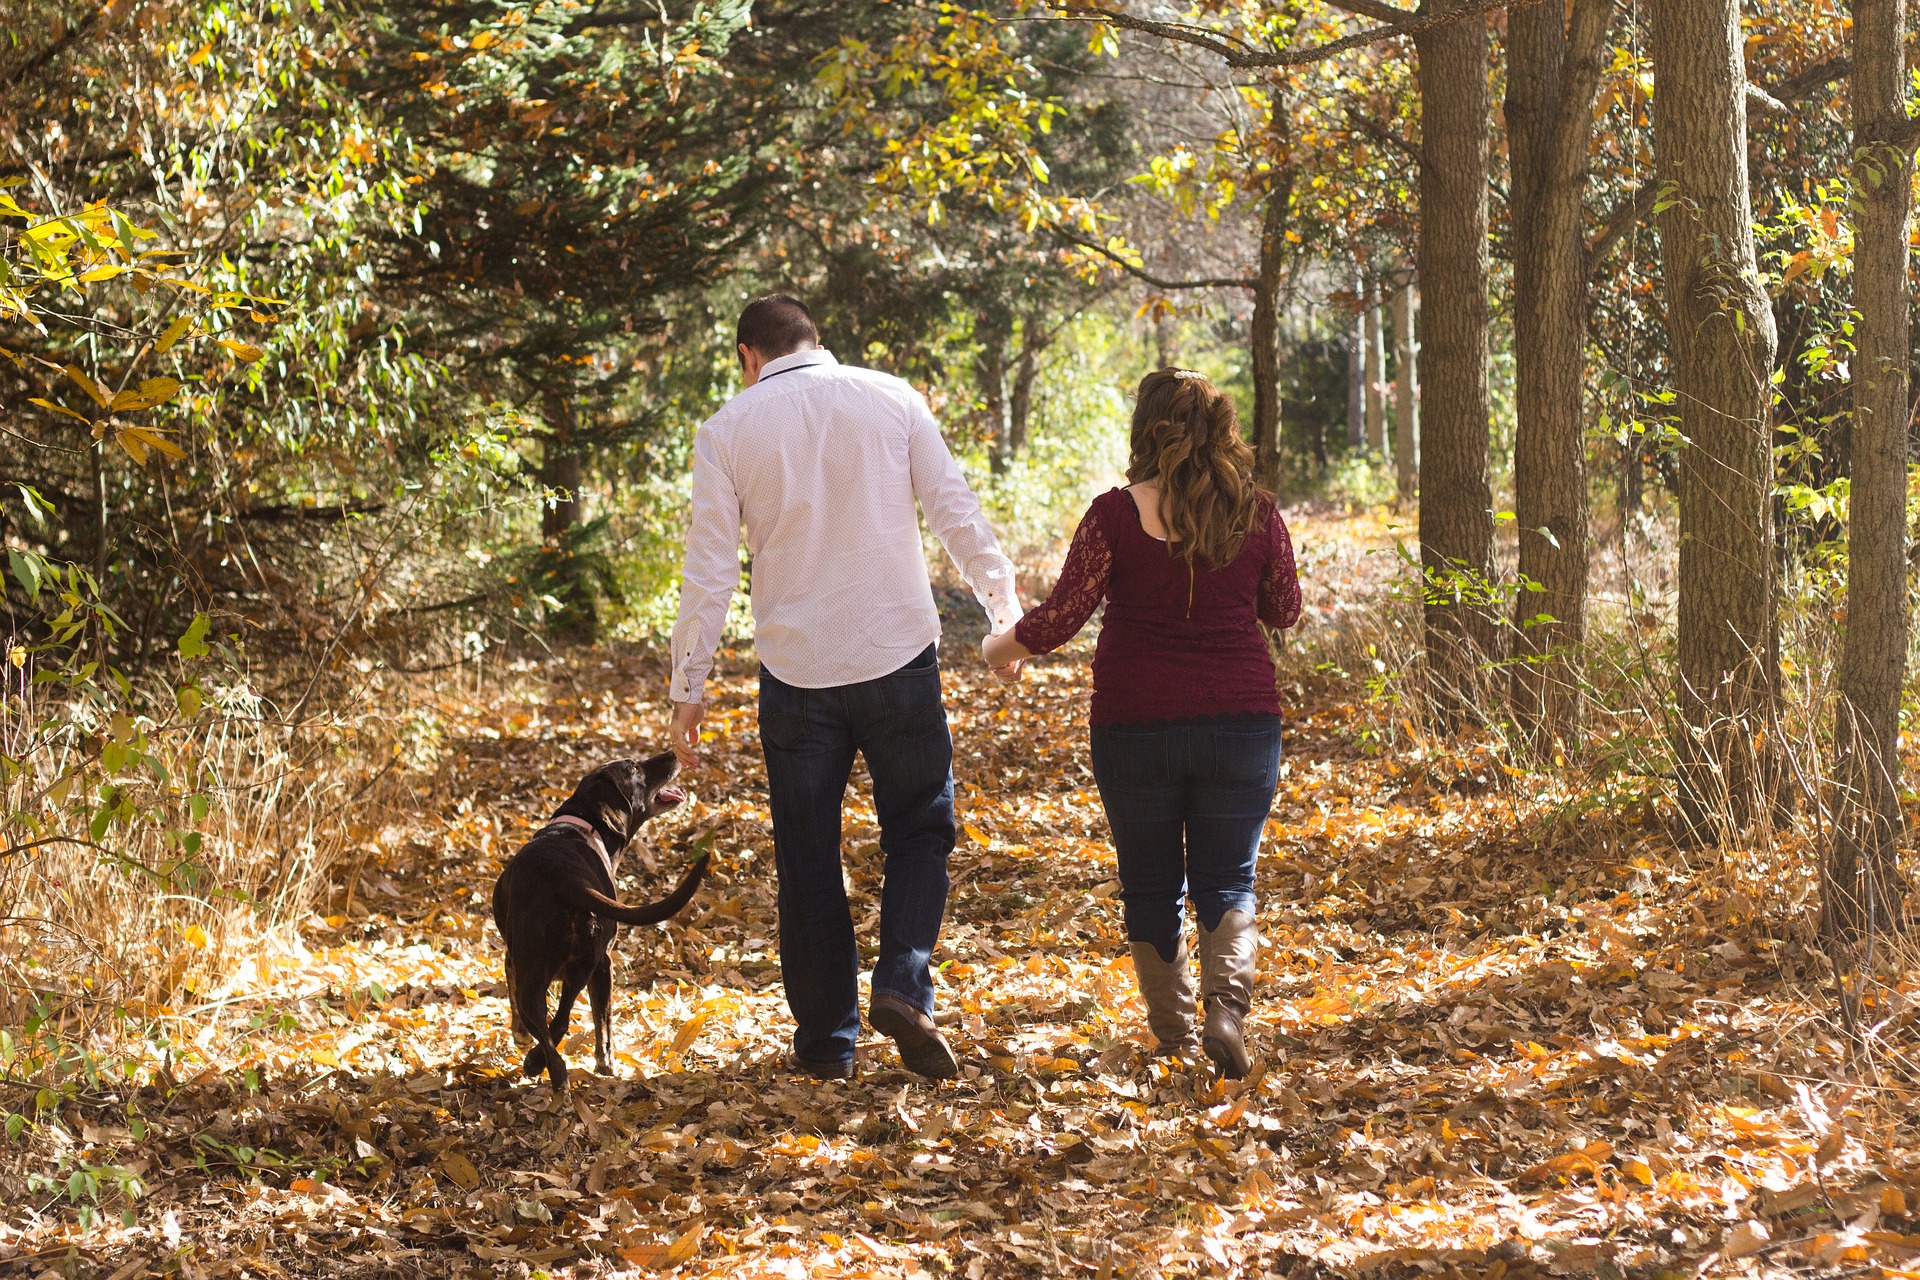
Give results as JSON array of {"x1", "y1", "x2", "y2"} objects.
[{"x1": 7, "y1": 511, "x2": 1920, "y2": 1280}]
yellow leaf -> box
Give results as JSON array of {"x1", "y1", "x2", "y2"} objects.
[
  {"x1": 470, "y1": 30, "x2": 497, "y2": 48},
  {"x1": 310, "y1": 1046, "x2": 340, "y2": 1068},
  {"x1": 216, "y1": 338, "x2": 264, "y2": 362},
  {"x1": 110, "y1": 376, "x2": 183, "y2": 412},
  {"x1": 117, "y1": 427, "x2": 186, "y2": 462},
  {"x1": 964, "y1": 823, "x2": 990, "y2": 845},
  {"x1": 669, "y1": 1007, "x2": 712, "y2": 1056},
  {"x1": 182, "y1": 924, "x2": 209, "y2": 949},
  {"x1": 439, "y1": 1151, "x2": 481, "y2": 1190},
  {"x1": 188, "y1": 40, "x2": 213, "y2": 65},
  {"x1": 154, "y1": 316, "x2": 193, "y2": 354},
  {"x1": 65, "y1": 365, "x2": 109, "y2": 408},
  {"x1": 77, "y1": 264, "x2": 123, "y2": 282},
  {"x1": 622, "y1": 1220, "x2": 705, "y2": 1268},
  {"x1": 28, "y1": 397, "x2": 91, "y2": 423},
  {"x1": 1622, "y1": 1157, "x2": 1655, "y2": 1185}
]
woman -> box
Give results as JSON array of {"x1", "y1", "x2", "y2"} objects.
[{"x1": 983, "y1": 369, "x2": 1301, "y2": 1078}]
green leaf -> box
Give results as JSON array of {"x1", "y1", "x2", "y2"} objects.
[
  {"x1": 9, "y1": 548, "x2": 42, "y2": 602},
  {"x1": 178, "y1": 613, "x2": 210, "y2": 660}
]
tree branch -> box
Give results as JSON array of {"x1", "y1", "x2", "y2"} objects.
[
  {"x1": 1320, "y1": 0, "x2": 1418, "y2": 22},
  {"x1": 1054, "y1": 0, "x2": 1546, "y2": 70},
  {"x1": 1343, "y1": 107, "x2": 1420, "y2": 162},
  {"x1": 1051, "y1": 227, "x2": 1256, "y2": 290},
  {"x1": 1586, "y1": 179, "x2": 1660, "y2": 278}
]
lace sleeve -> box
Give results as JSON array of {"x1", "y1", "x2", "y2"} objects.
[
  {"x1": 1013, "y1": 501, "x2": 1113, "y2": 654},
  {"x1": 1257, "y1": 504, "x2": 1302, "y2": 629}
]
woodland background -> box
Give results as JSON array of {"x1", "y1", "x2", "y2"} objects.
[{"x1": 3, "y1": 0, "x2": 1919, "y2": 1277}]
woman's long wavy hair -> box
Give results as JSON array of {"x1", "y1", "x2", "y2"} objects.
[{"x1": 1125, "y1": 368, "x2": 1264, "y2": 569}]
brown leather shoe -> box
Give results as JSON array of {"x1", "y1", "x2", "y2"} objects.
[
  {"x1": 868, "y1": 991, "x2": 960, "y2": 1079},
  {"x1": 788, "y1": 1053, "x2": 855, "y2": 1080}
]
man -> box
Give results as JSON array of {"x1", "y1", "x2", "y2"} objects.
[{"x1": 668, "y1": 295, "x2": 1020, "y2": 1080}]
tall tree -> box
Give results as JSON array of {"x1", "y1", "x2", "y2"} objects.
[
  {"x1": 1651, "y1": 0, "x2": 1781, "y2": 835},
  {"x1": 1414, "y1": 0, "x2": 1495, "y2": 703},
  {"x1": 1503, "y1": 0, "x2": 1611, "y2": 742},
  {"x1": 1392, "y1": 277, "x2": 1419, "y2": 505},
  {"x1": 1827, "y1": 0, "x2": 1913, "y2": 936}
]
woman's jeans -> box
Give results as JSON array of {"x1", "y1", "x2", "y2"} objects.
[
  {"x1": 758, "y1": 644, "x2": 955, "y2": 1071},
  {"x1": 1090, "y1": 717, "x2": 1283, "y2": 963}
]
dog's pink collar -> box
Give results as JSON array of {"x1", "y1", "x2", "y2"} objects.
[{"x1": 543, "y1": 814, "x2": 608, "y2": 862}]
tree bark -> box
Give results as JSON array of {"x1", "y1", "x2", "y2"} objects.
[
  {"x1": 1393, "y1": 279, "x2": 1419, "y2": 505},
  {"x1": 978, "y1": 307, "x2": 1012, "y2": 475},
  {"x1": 539, "y1": 385, "x2": 581, "y2": 540},
  {"x1": 1364, "y1": 269, "x2": 1388, "y2": 453},
  {"x1": 1347, "y1": 265, "x2": 1367, "y2": 450},
  {"x1": 1415, "y1": 0, "x2": 1496, "y2": 705},
  {"x1": 1827, "y1": 0, "x2": 1913, "y2": 938},
  {"x1": 1505, "y1": 0, "x2": 1610, "y2": 743},
  {"x1": 1651, "y1": 0, "x2": 1782, "y2": 837},
  {"x1": 1251, "y1": 147, "x2": 1294, "y2": 493},
  {"x1": 1009, "y1": 312, "x2": 1044, "y2": 458}
]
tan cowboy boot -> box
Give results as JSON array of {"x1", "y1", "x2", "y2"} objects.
[
  {"x1": 1198, "y1": 909, "x2": 1258, "y2": 1079},
  {"x1": 1130, "y1": 939, "x2": 1199, "y2": 1055}
]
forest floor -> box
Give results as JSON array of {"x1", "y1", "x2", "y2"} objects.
[{"x1": 7, "y1": 510, "x2": 1920, "y2": 1280}]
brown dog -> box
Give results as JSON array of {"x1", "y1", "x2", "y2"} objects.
[{"x1": 491, "y1": 752, "x2": 708, "y2": 1090}]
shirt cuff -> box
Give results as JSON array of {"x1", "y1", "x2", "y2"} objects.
[
  {"x1": 972, "y1": 563, "x2": 1020, "y2": 635},
  {"x1": 671, "y1": 623, "x2": 706, "y2": 703}
]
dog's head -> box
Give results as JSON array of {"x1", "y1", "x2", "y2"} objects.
[{"x1": 559, "y1": 751, "x2": 686, "y2": 853}]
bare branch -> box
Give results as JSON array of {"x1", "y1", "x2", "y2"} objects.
[
  {"x1": 1586, "y1": 179, "x2": 1659, "y2": 277},
  {"x1": 1321, "y1": 0, "x2": 1418, "y2": 21},
  {"x1": 1051, "y1": 227, "x2": 1256, "y2": 291},
  {"x1": 1053, "y1": 0, "x2": 1546, "y2": 71}
]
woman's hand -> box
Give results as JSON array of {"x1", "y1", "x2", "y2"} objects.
[{"x1": 982, "y1": 629, "x2": 1033, "y2": 684}]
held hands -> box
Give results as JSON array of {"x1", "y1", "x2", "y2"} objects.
[
  {"x1": 670, "y1": 700, "x2": 705, "y2": 769},
  {"x1": 981, "y1": 629, "x2": 1031, "y2": 685}
]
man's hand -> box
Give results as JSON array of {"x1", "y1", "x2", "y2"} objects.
[
  {"x1": 981, "y1": 630, "x2": 1030, "y2": 685},
  {"x1": 670, "y1": 700, "x2": 705, "y2": 769}
]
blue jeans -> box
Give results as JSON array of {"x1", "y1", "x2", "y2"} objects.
[
  {"x1": 1090, "y1": 717, "x2": 1283, "y2": 963},
  {"x1": 759, "y1": 643, "x2": 956, "y2": 1070}
]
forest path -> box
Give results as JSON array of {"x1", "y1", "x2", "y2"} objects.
[{"x1": 11, "y1": 512, "x2": 1905, "y2": 1280}]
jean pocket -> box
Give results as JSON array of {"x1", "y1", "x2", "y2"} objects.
[
  {"x1": 1201, "y1": 722, "x2": 1283, "y2": 789},
  {"x1": 1091, "y1": 726, "x2": 1173, "y2": 793},
  {"x1": 759, "y1": 687, "x2": 810, "y2": 752}
]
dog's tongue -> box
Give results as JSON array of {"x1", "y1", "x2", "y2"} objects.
[{"x1": 655, "y1": 786, "x2": 686, "y2": 810}]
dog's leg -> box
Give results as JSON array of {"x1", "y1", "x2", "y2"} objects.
[
  {"x1": 589, "y1": 956, "x2": 614, "y2": 1075},
  {"x1": 514, "y1": 966, "x2": 566, "y2": 1089},
  {"x1": 548, "y1": 966, "x2": 588, "y2": 1070}
]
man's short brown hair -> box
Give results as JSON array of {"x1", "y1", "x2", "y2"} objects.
[{"x1": 736, "y1": 295, "x2": 819, "y2": 359}]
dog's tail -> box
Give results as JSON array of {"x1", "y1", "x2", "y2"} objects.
[{"x1": 573, "y1": 852, "x2": 710, "y2": 926}]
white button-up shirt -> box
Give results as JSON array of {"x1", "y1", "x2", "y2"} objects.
[{"x1": 669, "y1": 348, "x2": 1019, "y2": 704}]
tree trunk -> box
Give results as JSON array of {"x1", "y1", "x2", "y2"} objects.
[
  {"x1": 540, "y1": 385, "x2": 581, "y2": 540},
  {"x1": 1415, "y1": 0, "x2": 1496, "y2": 705},
  {"x1": 1506, "y1": 0, "x2": 1610, "y2": 744},
  {"x1": 1009, "y1": 313, "x2": 1044, "y2": 458},
  {"x1": 1364, "y1": 271, "x2": 1387, "y2": 453},
  {"x1": 978, "y1": 308, "x2": 1012, "y2": 475},
  {"x1": 1651, "y1": 0, "x2": 1782, "y2": 837},
  {"x1": 1393, "y1": 280, "x2": 1419, "y2": 505},
  {"x1": 1251, "y1": 149, "x2": 1294, "y2": 494},
  {"x1": 1827, "y1": 0, "x2": 1913, "y2": 938},
  {"x1": 1347, "y1": 265, "x2": 1367, "y2": 451}
]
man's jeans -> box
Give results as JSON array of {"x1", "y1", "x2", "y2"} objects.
[
  {"x1": 1090, "y1": 717, "x2": 1283, "y2": 963},
  {"x1": 759, "y1": 643, "x2": 955, "y2": 1071}
]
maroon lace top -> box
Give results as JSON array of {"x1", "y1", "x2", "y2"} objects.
[{"x1": 1012, "y1": 488, "x2": 1302, "y2": 727}]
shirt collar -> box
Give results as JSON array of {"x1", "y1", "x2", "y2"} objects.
[{"x1": 756, "y1": 348, "x2": 838, "y2": 382}]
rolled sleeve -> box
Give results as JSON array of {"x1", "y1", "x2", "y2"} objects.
[
  {"x1": 905, "y1": 393, "x2": 1019, "y2": 633},
  {"x1": 668, "y1": 425, "x2": 742, "y2": 705}
]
